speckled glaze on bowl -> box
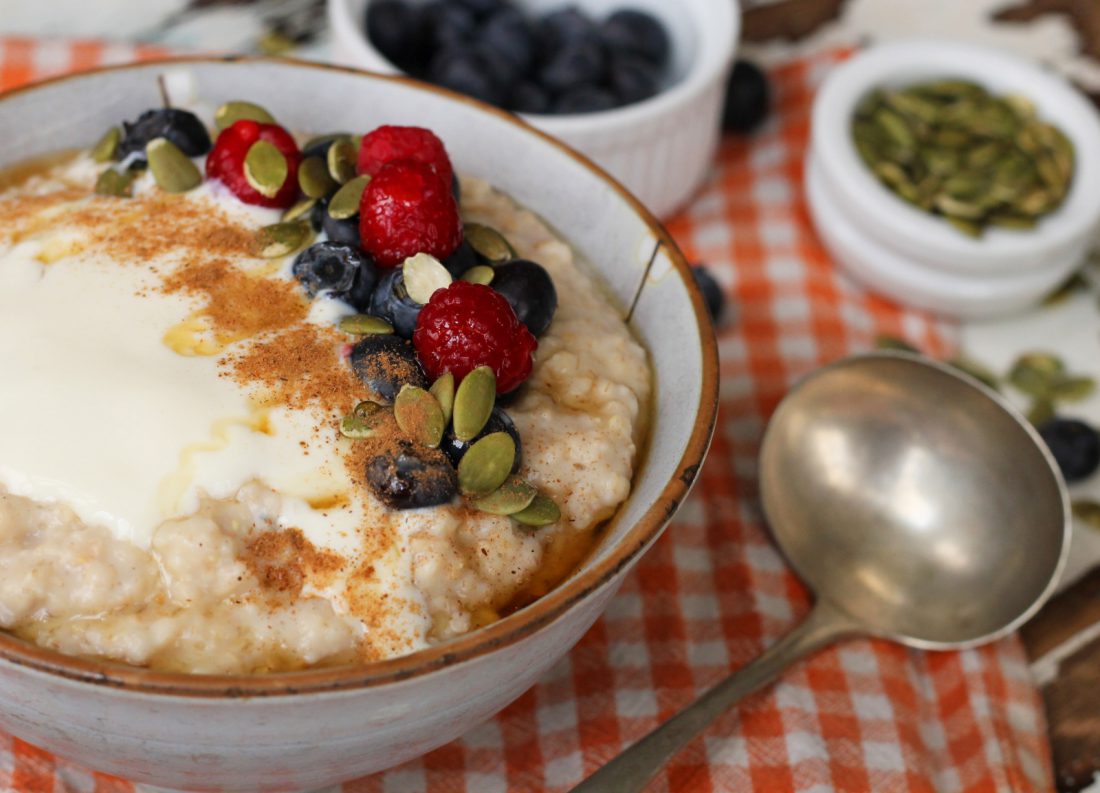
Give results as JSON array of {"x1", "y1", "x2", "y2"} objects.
[{"x1": 0, "y1": 57, "x2": 717, "y2": 791}]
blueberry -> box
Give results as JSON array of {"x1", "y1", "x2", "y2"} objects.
[
  {"x1": 491, "y1": 259, "x2": 557, "y2": 337},
  {"x1": 422, "y1": 0, "x2": 478, "y2": 49},
  {"x1": 369, "y1": 267, "x2": 423, "y2": 338},
  {"x1": 538, "y1": 36, "x2": 606, "y2": 96},
  {"x1": 554, "y1": 85, "x2": 617, "y2": 115},
  {"x1": 600, "y1": 9, "x2": 670, "y2": 68},
  {"x1": 429, "y1": 48, "x2": 506, "y2": 106},
  {"x1": 441, "y1": 406, "x2": 522, "y2": 473},
  {"x1": 608, "y1": 55, "x2": 660, "y2": 106},
  {"x1": 308, "y1": 196, "x2": 328, "y2": 232},
  {"x1": 536, "y1": 7, "x2": 597, "y2": 62},
  {"x1": 451, "y1": 0, "x2": 507, "y2": 21},
  {"x1": 118, "y1": 108, "x2": 211, "y2": 167},
  {"x1": 322, "y1": 206, "x2": 362, "y2": 248},
  {"x1": 509, "y1": 81, "x2": 552, "y2": 114},
  {"x1": 691, "y1": 265, "x2": 725, "y2": 323},
  {"x1": 1038, "y1": 418, "x2": 1100, "y2": 483},
  {"x1": 366, "y1": 0, "x2": 429, "y2": 76},
  {"x1": 475, "y1": 44, "x2": 521, "y2": 100},
  {"x1": 366, "y1": 440, "x2": 458, "y2": 509},
  {"x1": 293, "y1": 242, "x2": 371, "y2": 300},
  {"x1": 349, "y1": 334, "x2": 428, "y2": 404},
  {"x1": 723, "y1": 59, "x2": 771, "y2": 133},
  {"x1": 480, "y1": 7, "x2": 533, "y2": 74},
  {"x1": 443, "y1": 239, "x2": 477, "y2": 278}
]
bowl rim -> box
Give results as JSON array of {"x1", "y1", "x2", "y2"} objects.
[
  {"x1": 811, "y1": 37, "x2": 1100, "y2": 270},
  {"x1": 326, "y1": 0, "x2": 740, "y2": 133},
  {"x1": 0, "y1": 55, "x2": 720, "y2": 698}
]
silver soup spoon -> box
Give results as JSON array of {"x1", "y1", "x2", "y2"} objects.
[{"x1": 572, "y1": 352, "x2": 1069, "y2": 793}]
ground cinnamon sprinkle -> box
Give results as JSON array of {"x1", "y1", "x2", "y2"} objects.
[{"x1": 243, "y1": 527, "x2": 345, "y2": 597}]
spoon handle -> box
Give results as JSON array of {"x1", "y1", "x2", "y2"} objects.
[{"x1": 569, "y1": 602, "x2": 858, "y2": 793}]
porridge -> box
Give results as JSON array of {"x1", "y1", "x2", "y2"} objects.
[{"x1": 0, "y1": 104, "x2": 650, "y2": 674}]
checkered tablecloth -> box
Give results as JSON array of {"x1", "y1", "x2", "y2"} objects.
[{"x1": 0, "y1": 38, "x2": 1054, "y2": 793}]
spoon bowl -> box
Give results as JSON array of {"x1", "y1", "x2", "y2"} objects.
[
  {"x1": 759, "y1": 351, "x2": 1070, "y2": 648},
  {"x1": 572, "y1": 351, "x2": 1070, "y2": 793}
]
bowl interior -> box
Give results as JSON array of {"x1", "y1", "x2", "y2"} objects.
[{"x1": 0, "y1": 58, "x2": 717, "y2": 689}]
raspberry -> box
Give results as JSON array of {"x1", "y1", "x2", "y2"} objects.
[
  {"x1": 205, "y1": 120, "x2": 302, "y2": 208},
  {"x1": 359, "y1": 159, "x2": 464, "y2": 268},
  {"x1": 357, "y1": 125, "x2": 455, "y2": 188},
  {"x1": 413, "y1": 281, "x2": 537, "y2": 394}
]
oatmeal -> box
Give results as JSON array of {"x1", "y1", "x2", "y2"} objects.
[{"x1": 0, "y1": 109, "x2": 650, "y2": 673}]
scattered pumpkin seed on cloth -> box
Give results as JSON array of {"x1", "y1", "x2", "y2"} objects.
[{"x1": 852, "y1": 79, "x2": 1074, "y2": 237}]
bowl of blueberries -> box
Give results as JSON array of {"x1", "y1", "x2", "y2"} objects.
[{"x1": 329, "y1": 0, "x2": 739, "y2": 217}]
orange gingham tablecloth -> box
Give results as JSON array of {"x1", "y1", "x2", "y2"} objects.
[{"x1": 0, "y1": 38, "x2": 1055, "y2": 793}]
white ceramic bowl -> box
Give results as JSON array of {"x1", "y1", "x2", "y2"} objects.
[
  {"x1": 808, "y1": 39, "x2": 1100, "y2": 319},
  {"x1": 328, "y1": 0, "x2": 739, "y2": 219},
  {"x1": 0, "y1": 57, "x2": 717, "y2": 791}
]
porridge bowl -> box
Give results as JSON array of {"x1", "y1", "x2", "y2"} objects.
[{"x1": 0, "y1": 58, "x2": 717, "y2": 790}]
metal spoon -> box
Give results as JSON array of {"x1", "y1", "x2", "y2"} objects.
[{"x1": 572, "y1": 352, "x2": 1070, "y2": 793}]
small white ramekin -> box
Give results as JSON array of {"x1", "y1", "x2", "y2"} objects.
[
  {"x1": 807, "y1": 39, "x2": 1100, "y2": 319},
  {"x1": 328, "y1": 0, "x2": 739, "y2": 218}
]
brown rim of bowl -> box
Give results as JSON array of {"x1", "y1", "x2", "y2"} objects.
[{"x1": 0, "y1": 55, "x2": 720, "y2": 697}]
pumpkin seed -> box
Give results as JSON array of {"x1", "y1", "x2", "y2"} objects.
[
  {"x1": 302, "y1": 133, "x2": 349, "y2": 155},
  {"x1": 1009, "y1": 352, "x2": 1064, "y2": 397},
  {"x1": 244, "y1": 140, "x2": 288, "y2": 198},
  {"x1": 512, "y1": 493, "x2": 561, "y2": 527},
  {"x1": 873, "y1": 108, "x2": 916, "y2": 151},
  {"x1": 987, "y1": 212, "x2": 1036, "y2": 231},
  {"x1": 299, "y1": 156, "x2": 338, "y2": 199},
  {"x1": 146, "y1": 137, "x2": 202, "y2": 193},
  {"x1": 461, "y1": 265, "x2": 495, "y2": 285},
  {"x1": 328, "y1": 174, "x2": 371, "y2": 220},
  {"x1": 282, "y1": 197, "x2": 317, "y2": 223},
  {"x1": 430, "y1": 372, "x2": 455, "y2": 425},
  {"x1": 90, "y1": 127, "x2": 120, "y2": 163},
  {"x1": 457, "y1": 432, "x2": 515, "y2": 496},
  {"x1": 327, "y1": 137, "x2": 357, "y2": 184},
  {"x1": 1050, "y1": 375, "x2": 1096, "y2": 403},
  {"x1": 403, "y1": 253, "x2": 453, "y2": 305},
  {"x1": 214, "y1": 100, "x2": 275, "y2": 131},
  {"x1": 1026, "y1": 398, "x2": 1055, "y2": 426},
  {"x1": 474, "y1": 477, "x2": 538, "y2": 516},
  {"x1": 341, "y1": 401, "x2": 387, "y2": 439},
  {"x1": 256, "y1": 220, "x2": 313, "y2": 258},
  {"x1": 339, "y1": 314, "x2": 393, "y2": 335},
  {"x1": 394, "y1": 385, "x2": 445, "y2": 448},
  {"x1": 94, "y1": 167, "x2": 136, "y2": 197},
  {"x1": 944, "y1": 216, "x2": 982, "y2": 237},
  {"x1": 453, "y1": 365, "x2": 496, "y2": 441},
  {"x1": 465, "y1": 223, "x2": 516, "y2": 263},
  {"x1": 1072, "y1": 500, "x2": 1100, "y2": 532}
]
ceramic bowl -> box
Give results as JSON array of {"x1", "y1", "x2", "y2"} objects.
[
  {"x1": 807, "y1": 39, "x2": 1100, "y2": 319},
  {"x1": 0, "y1": 57, "x2": 717, "y2": 791},
  {"x1": 328, "y1": 0, "x2": 740, "y2": 219}
]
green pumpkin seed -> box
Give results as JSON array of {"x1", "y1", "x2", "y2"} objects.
[
  {"x1": 987, "y1": 212, "x2": 1036, "y2": 231},
  {"x1": 339, "y1": 314, "x2": 393, "y2": 335},
  {"x1": 474, "y1": 477, "x2": 538, "y2": 516},
  {"x1": 430, "y1": 372, "x2": 455, "y2": 425},
  {"x1": 457, "y1": 432, "x2": 515, "y2": 496},
  {"x1": 341, "y1": 401, "x2": 387, "y2": 439},
  {"x1": 1009, "y1": 352, "x2": 1064, "y2": 397},
  {"x1": 214, "y1": 100, "x2": 276, "y2": 131},
  {"x1": 453, "y1": 365, "x2": 496, "y2": 441},
  {"x1": 403, "y1": 253, "x2": 453, "y2": 305},
  {"x1": 512, "y1": 493, "x2": 561, "y2": 527},
  {"x1": 461, "y1": 265, "x2": 495, "y2": 285},
  {"x1": 944, "y1": 216, "x2": 982, "y2": 237},
  {"x1": 299, "y1": 156, "x2": 338, "y2": 199},
  {"x1": 256, "y1": 220, "x2": 313, "y2": 258},
  {"x1": 90, "y1": 127, "x2": 120, "y2": 163},
  {"x1": 465, "y1": 223, "x2": 516, "y2": 263},
  {"x1": 146, "y1": 137, "x2": 202, "y2": 193},
  {"x1": 1072, "y1": 500, "x2": 1100, "y2": 531},
  {"x1": 1050, "y1": 375, "x2": 1096, "y2": 403},
  {"x1": 327, "y1": 137, "x2": 357, "y2": 184},
  {"x1": 94, "y1": 167, "x2": 136, "y2": 197},
  {"x1": 873, "y1": 108, "x2": 917, "y2": 151},
  {"x1": 394, "y1": 385, "x2": 445, "y2": 448},
  {"x1": 874, "y1": 335, "x2": 920, "y2": 353},
  {"x1": 282, "y1": 197, "x2": 317, "y2": 223},
  {"x1": 244, "y1": 140, "x2": 288, "y2": 198},
  {"x1": 328, "y1": 174, "x2": 371, "y2": 220},
  {"x1": 1026, "y1": 398, "x2": 1055, "y2": 426}
]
